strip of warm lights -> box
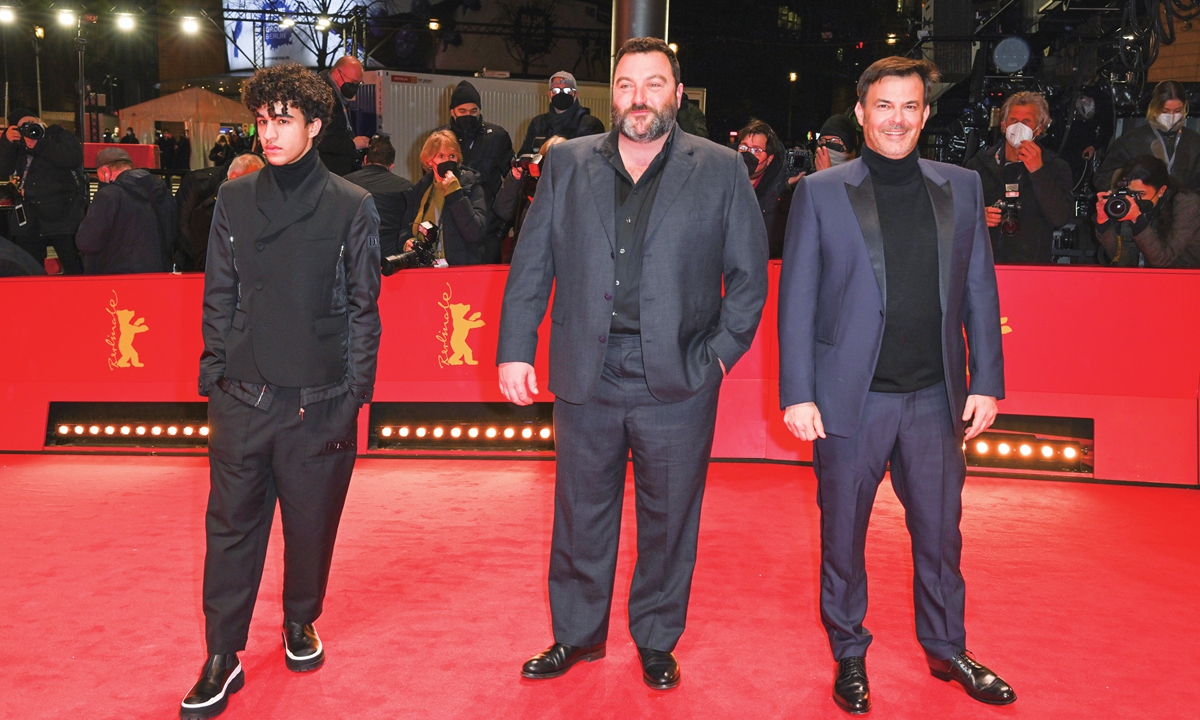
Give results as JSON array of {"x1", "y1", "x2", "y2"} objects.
[
  {"x1": 376, "y1": 425, "x2": 553, "y2": 441},
  {"x1": 58, "y1": 424, "x2": 209, "y2": 438}
]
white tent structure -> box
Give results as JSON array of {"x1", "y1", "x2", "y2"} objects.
[{"x1": 119, "y1": 88, "x2": 253, "y2": 170}]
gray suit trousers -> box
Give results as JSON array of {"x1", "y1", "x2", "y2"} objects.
[
  {"x1": 549, "y1": 334, "x2": 722, "y2": 652},
  {"x1": 813, "y1": 381, "x2": 968, "y2": 661}
]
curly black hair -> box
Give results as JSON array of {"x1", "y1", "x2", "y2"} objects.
[{"x1": 241, "y1": 63, "x2": 334, "y2": 141}]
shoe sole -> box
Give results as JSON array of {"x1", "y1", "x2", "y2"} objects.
[
  {"x1": 180, "y1": 670, "x2": 244, "y2": 720},
  {"x1": 929, "y1": 670, "x2": 1017, "y2": 705},
  {"x1": 520, "y1": 649, "x2": 606, "y2": 679},
  {"x1": 283, "y1": 632, "x2": 325, "y2": 673}
]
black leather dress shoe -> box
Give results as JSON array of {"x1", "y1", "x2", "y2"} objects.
[
  {"x1": 833, "y1": 656, "x2": 871, "y2": 714},
  {"x1": 638, "y1": 647, "x2": 680, "y2": 690},
  {"x1": 282, "y1": 619, "x2": 325, "y2": 672},
  {"x1": 521, "y1": 642, "x2": 606, "y2": 679},
  {"x1": 180, "y1": 654, "x2": 243, "y2": 720},
  {"x1": 928, "y1": 650, "x2": 1016, "y2": 705}
]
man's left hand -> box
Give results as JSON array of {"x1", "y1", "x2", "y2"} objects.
[
  {"x1": 353, "y1": 135, "x2": 370, "y2": 151},
  {"x1": 962, "y1": 395, "x2": 998, "y2": 441},
  {"x1": 1017, "y1": 140, "x2": 1043, "y2": 173}
]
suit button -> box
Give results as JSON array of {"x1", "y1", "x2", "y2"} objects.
[
  {"x1": 255, "y1": 281, "x2": 263, "y2": 290},
  {"x1": 598, "y1": 335, "x2": 605, "y2": 343},
  {"x1": 256, "y1": 242, "x2": 265, "y2": 251},
  {"x1": 604, "y1": 293, "x2": 612, "y2": 300}
]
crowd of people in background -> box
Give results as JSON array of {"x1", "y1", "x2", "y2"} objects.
[{"x1": 3, "y1": 63, "x2": 1200, "y2": 279}]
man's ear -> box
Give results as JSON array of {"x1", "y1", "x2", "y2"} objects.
[
  {"x1": 676, "y1": 84, "x2": 685, "y2": 108},
  {"x1": 854, "y1": 102, "x2": 865, "y2": 126},
  {"x1": 308, "y1": 118, "x2": 323, "y2": 139}
]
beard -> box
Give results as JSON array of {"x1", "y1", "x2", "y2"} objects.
[{"x1": 612, "y1": 100, "x2": 677, "y2": 143}]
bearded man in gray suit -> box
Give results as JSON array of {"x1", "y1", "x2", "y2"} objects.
[{"x1": 497, "y1": 37, "x2": 767, "y2": 691}]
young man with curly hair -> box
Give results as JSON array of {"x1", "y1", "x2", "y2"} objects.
[{"x1": 180, "y1": 63, "x2": 381, "y2": 719}]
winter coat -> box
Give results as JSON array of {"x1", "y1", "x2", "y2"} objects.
[
  {"x1": 400, "y1": 167, "x2": 494, "y2": 265},
  {"x1": 517, "y1": 102, "x2": 606, "y2": 156},
  {"x1": 0, "y1": 124, "x2": 87, "y2": 239},
  {"x1": 435, "y1": 119, "x2": 514, "y2": 205},
  {"x1": 75, "y1": 168, "x2": 177, "y2": 274}
]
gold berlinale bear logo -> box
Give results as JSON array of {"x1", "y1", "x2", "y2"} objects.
[
  {"x1": 436, "y1": 282, "x2": 485, "y2": 367},
  {"x1": 1000, "y1": 316, "x2": 1013, "y2": 335},
  {"x1": 105, "y1": 291, "x2": 149, "y2": 369}
]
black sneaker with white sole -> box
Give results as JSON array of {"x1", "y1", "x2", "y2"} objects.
[
  {"x1": 282, "y1": 619, "x2": 325, "y2": 672},
  {"x1": 180, "y1": 654, "x2": 243, "y2": 720}
]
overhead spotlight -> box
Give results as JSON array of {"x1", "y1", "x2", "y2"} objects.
[
  {"x1": 997, "y1": 442, "x2": 1011, "y2": 455},
  {"x1": 468, "y1": 427, "x2": 479, "y2": 438},
  {"x1": 1063, "y1": 446, "x2": 1078, "y2": 460},
  {"x1": 120, "y1": 426, "x2": 131, "y2": 435},
  {"x1": 0, "y1": 7, "x2": 15, "y2": 24},
  {"x1": 789, "y1": 71, "x2": 797, "y2": 82},
  {"x1": 539, "y1": 428, "x2": 551, "y2": 439},
  {"x1": 57, "y1": 9, "x2": 76, "y2": 27},
  {"x1": 667, "y1": 42, "x2": 678, "y2": 53},
  {"x1": 183, "y1": 426, "x2": 195, "y2": 436},
  {"x1": 1041, "y1": 445, "x2": 1054, "y2": 458},
  {"x1": 433, "y1": 427, "x2": 444, "y2": 438},
  {"x1": 974, "y1": 441, "x2": 988, "y2": 454},
  {"x1": 278, "y1": 17, "x2": 295, "y2": 29},
  {"x1": 428, "y1": 19, "x2": 440, "y2": 30},
  {"x1": 450, "y1": 427, "x2": 462, "y2": 438},
  {"x1": 504, "y1": 427, "x2": 516, "y2": 439},
  {"x1": 381, "y1": 427, "x2": 393, "y2": 437},
  {"x1": 886, "y1": 33, "x2": 897, "y2": 45},
  {"x1": 486, "y1": 427, "x2": 498, "y2": 439},
  {"x1": 116, "y1": 13, "x2": 135, "y2": 31},
  {"x1": 316, "y1": 16, "x2": 330, "y2": 30},
  {"x1": 181, "y1": 16, "x2": 199, "y2": 34},
  {"x1": 199, "y1": 426, "x2": 209, "y2": 436},
  {"x1": 89, "y1": 425, "x2": 100, "y2": 435},
  {"x1": 416, "y1": 427, "x2": 427, "y2": 438},
  {"x1": 35, "y1": 25, "x2": 44, "y2": 39},
  {"x1": 1019, "y1": 444, "x2": 1032, "y2": 457},
  {"x1": 521, "y1": 427, "x2": 533, "y2": 439},
  {"x1": 104, "y1": 426, "x2": 115, "y2": 435},
  {"x1": 58, "y1": 425, "x2": 69, "y2": 435}
]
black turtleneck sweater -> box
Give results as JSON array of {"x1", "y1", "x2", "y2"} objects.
[
  {"x1": 862, "y1": 145, "x2": 945, "y2": 394},
  {"x1": 270, "y1": 145, "x2": 320, "y2": 198}
]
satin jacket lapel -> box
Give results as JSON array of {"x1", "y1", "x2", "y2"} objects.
[
  {"x1": 846, "y1": 166, "x2": 886, "y2": 309},
  {"x1": 921, "y1": 164, "x2": 955, "y2": 314},
  {"x1": 587, "y1": 149, "x2": 617, "y2": 252},
  {"x1": 255, "y1": 159, "x2": 331, "y2": 241},
  {"x1": 644, "y1": 133, "x2": 697, "y2": 242}
]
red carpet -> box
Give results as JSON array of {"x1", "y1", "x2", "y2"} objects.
[{"x1": 2, "y1": 455, "x2": 1198, "y2": 718}]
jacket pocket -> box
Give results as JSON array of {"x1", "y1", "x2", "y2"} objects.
[
  {"x1": 313, "y1": 313, "x2": 348, "y2": 336},
  {"x1": 231, "y1": 310, "x2": 247, "y2": 331}
]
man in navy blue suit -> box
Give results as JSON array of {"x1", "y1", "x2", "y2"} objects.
[{"x1": 778, "y1": 57, "x2": 1016, "y2": 714}]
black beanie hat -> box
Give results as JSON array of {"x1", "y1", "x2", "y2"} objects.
[
  {"x1": 450, "y1": 81, "x2": 481, "y2": 110},
  {"x1": 819, "y1": 114, "x2": 859, "y2": 153},
  {"x1": 7, "y1": 107, "x2": 36, "y2": 126}
]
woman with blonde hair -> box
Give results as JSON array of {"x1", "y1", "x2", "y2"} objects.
[
  {"x1": 1097, "y1": 80, "x2": 1200, "y2": 191},
  {"x1": 399, "y1": 128, "x2": 492, "y2": 264}
]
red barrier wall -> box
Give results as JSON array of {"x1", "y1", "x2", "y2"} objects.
[{"x1": 1, "y1": 264, "x2": 1197, "y2": 484}]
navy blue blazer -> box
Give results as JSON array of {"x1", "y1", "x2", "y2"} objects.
[{"x1": 777, "y1": 156, "x2": 1004, "y2": 438}]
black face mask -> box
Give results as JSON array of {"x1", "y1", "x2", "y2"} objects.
[
  {"x1": 1136, "y1": 197, "x2": 1156, "y2": 215},
  {"x1": 339, "y1": 81, "x2": 360, "y2": 100},
  {"x1": 550, "y1": 92, "x2": 576, "y2": 111},
  {"x1": 436, "y1": 160, "x2": 460, "y2": 178},
  {"x1": 454, "y1": 114, "x2": 482, "y2": 136},
  {"x1": 741, "y1": 151, "x2": 760, "y2": 176}
]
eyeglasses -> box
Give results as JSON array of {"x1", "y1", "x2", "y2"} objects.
[
  {"x1": 550, "y1": 87, "x2": 577, "y2": 96},
  {"x1": 737, "y1": 145, "x2": 768, "y2": 157}
]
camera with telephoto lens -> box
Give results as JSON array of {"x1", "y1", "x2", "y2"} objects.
[
  {"x1": 381, "y1": 221, "x2": 438, "y2": 276},
  {"x1": 510, "y1": 153, "x2": 543, "y2": 173},
  {"x1": 996, "y1": 198, "x2": 1021, "y2": 235},
  {"x1": 784, "y1": 146, "x2": 812, "y2": 177},
  {"x1": 1104, "y1": 186, "x2": 1139, "y2": 222},
  {"x1": 17, "y1": 122, "x2": 46, "y2": 141}
]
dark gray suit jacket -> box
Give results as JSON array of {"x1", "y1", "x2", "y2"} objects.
[
  {"x1": 497, "y1": 129, "x2": 769, "y2": 404},
  {"x1": 778, "y1": 157, "x2": 1004, "y2": 437}
]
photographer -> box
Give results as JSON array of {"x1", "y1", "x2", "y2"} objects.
[
  {"x1": 812, "y1": 114, "x2": 859, "y2": 172},
  {"x1": 0, "y1": 109, "x2": 86, "y2": 274},
  {"x1": 1096, "y1": 80, "x2": 1200, "y2": 192},
  {"x1": 965, "y1": 91, "x2": 1075, "y2": 264},
  {"x1": 736, "y1": 119, "x2": 794, "y2": 258},
  {"x1": 517, "y1": 71, "x2": 605, "y2": 156},
  {"x1": 435, "y1": 81, "x2": 513, "y2": 206},
  {"x1": 492, "y1": 135, "x2": 565, "y2": 262},
  {"x1": 1095, "y1": 154, "x2": 1200, "y2": 268},
  {"x1": 398, "y1": 129, "x2": 492, "y2": 265}
]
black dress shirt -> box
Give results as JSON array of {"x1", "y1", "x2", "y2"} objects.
[{"x1": 600, "y1": 127, "x2": 674, "y2": 334}]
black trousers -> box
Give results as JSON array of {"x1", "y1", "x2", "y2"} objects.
[
  {"x1": 813, "y1": 381, "x2": 967, "y2": 661},
  {"x1": 202, "y1": 385, "x2": 360, "y2": 655},
  {"x1": 549, "y1": 335, "x2": 722, "y2": 652},
  {"x1": 14, "y1": 233, "x2": 83, "y2": 274}
]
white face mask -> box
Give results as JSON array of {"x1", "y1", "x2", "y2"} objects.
[
  {"x1": 1005, "y1": 122, "x2": 1034, "y2": 148},
  {"x1": 827, "y1": 149, "x2": 852, "y2": 166},
  {"x1": 1157, "y1": 112, "x2": 1184, "y2": 130}
]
